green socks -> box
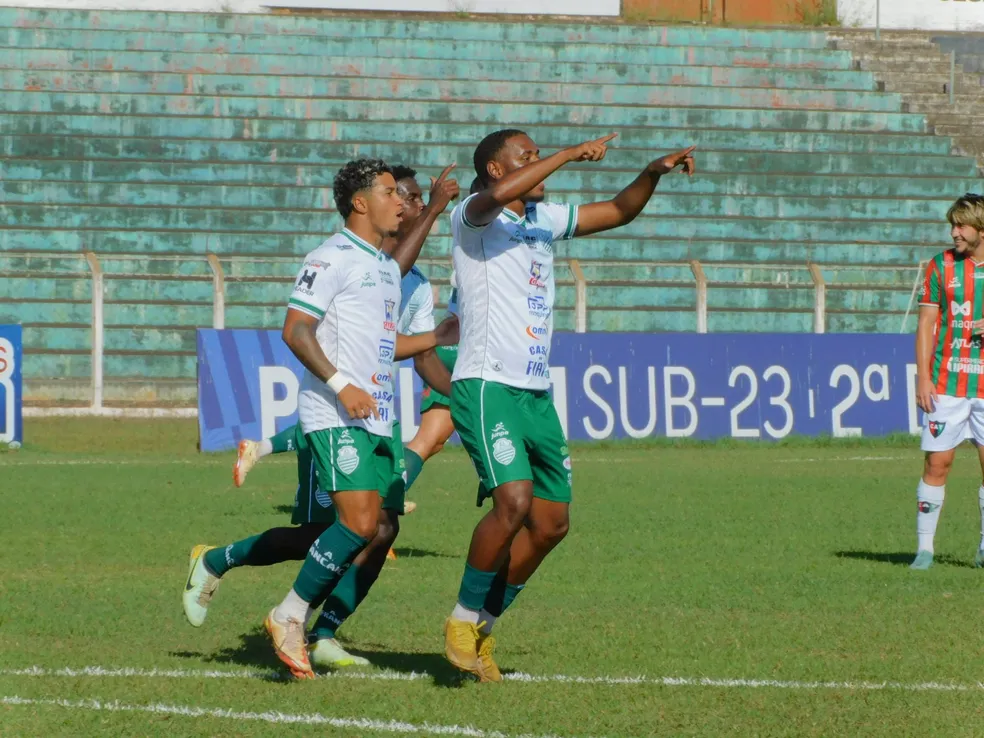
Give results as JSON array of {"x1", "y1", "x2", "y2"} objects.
[
  {"x1": 404, "y1": 448, "x2": 425, "y2": 492},
  {"x1": 457, "y1": 563, "x2": 498, "y2": 611},
  {"x1": 310, "y1": 561, "x2": 383, "y2": 641},
  {"x1": 483, "y1": 567, "x2": 525, "y2": 617},
  {"x1": 292, "y1": 522, "x2": 367, "y2": 606},
  {"x1": 203, "y1": 535, "x2": 263, "y2": 577},
  {"x1": 270, "y1": 424, "x2": 298, "y2": 454}
]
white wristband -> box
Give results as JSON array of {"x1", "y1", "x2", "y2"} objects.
[{"x1": 326, "y1": 372, "x2": 351, "y2": 394}]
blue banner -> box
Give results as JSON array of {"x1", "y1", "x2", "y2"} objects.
[
  {"x1": 0, "y1": 325, "x2": 23, "y2": 446},
  {"x1": 197, "y1": 329, "x2": 923, "y2": 452}
]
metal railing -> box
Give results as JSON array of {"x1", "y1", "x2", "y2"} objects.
[{"x1": 5, "y1": 252, "x2": 927, "y2": 411}]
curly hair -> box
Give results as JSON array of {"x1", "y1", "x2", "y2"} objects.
[
  {"x1": 391, "y1": 164, "x2": 418, "y2": 183},
  {"x1": 333, "y1": 158, "x2": 393, "y2": 219},
  {"x1": 473, "y1": 129, "x2": 526, "y2": 186}
]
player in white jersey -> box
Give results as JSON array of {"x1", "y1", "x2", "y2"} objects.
[
  {"x1": 263, "y1": 159, "x2": 456, "y2": 679},
  {"x1": 443, "y1": 129, "x2": 696, "y2": 681}
]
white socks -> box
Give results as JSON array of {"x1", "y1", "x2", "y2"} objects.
[
  {"x1": 916, "y1": 480, "x2": 945, "y2": 554},
  {"x1": 451, "y1": 603, "x2": 480, "y2": 624},
  {"x1": 258, "y1": 439, "x2": 274, "y2": 458},
  {"x1": 274, "y1": 588, "x2": 311, "y2": 625},
  {"x1": 478, "y1": 610, "x2": 497, "y2": 634}
]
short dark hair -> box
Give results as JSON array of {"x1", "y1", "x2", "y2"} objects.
[
  {"x1": 469, "y1": 177, "x2": 482, "y2": 195},
  {"x1": 333, "y1": 158, "x2": 392, "y2": 219},
  {"x1": 391, "y1": 164, "x2": 417, "y2": 183},
  {"x1": 473, "y1": 129, "x2": 526, "y2": 186}
]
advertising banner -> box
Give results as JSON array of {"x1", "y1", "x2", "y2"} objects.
[{"x1": 0, "y1": 325, "x2": 23, "y2": 446}]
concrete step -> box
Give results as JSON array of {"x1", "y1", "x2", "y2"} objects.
[
  {"x1": 876, "y1": 73, "x2": 983, "y2": 94},
  {"x1": 859, "y1": 59, "x2": 955, "y2": 74},
  {"x1": 833, "y1": 41, "x2": 940, "y2": 55},
  {"x1": 848, "y1": 52, "x2": 951, "y2": 64}
]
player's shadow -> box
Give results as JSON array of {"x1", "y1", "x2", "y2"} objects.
[
  {"x1": 391, "y1": 547, "x2": 455, "y2": 559},
  {"x1": 835, "y1": 550, "x2": 975, "y2": 568},
  {"x1": 176, "y1": 629, "x2": 464, "y2": 687},
  {"x1": 273, "y1": 504, "x2": 293, "y2": 514}
]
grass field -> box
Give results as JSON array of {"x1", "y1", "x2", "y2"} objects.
[{"x1": 5, "y1": 419, "x2": 984, "y2": 736}]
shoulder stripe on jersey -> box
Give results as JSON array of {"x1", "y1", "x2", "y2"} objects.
[
  {"x1": 501, "y1": 208, "x2": 524, "y2": 224},
  {"x1": 563, "y1": 204, "x2": 578, "y2": 240},
  {"x1": 288, "y1": 298, "x2": 325, "y2": 318}
]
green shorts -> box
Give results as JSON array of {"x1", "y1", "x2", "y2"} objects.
[
  {"x1": 420, "y1": 345, "x2": 457, "y2": 413},
  {"x1": 451, "y1": 379, "x2": 572, "y2": 504},
  {"x1": 291, "y1": 424, "x2": 336, "y2": 524},
  {"x1": 297, "y1": 422, "x2": 406, "y2": 520}
]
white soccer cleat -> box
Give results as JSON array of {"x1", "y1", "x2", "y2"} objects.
[
  {"x1": 233, "y1": 439, "x2": 261, "y2": 487},
  {"x1": 308, "y1": 637, "x2": 370, "y2": 668},
  {"x1": 182, "y1": 544, "x2": 222, "y2": 627}
]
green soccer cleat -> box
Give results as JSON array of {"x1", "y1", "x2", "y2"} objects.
[
  {"x1": 910, "y1": 550, "x2": 934, "y2": 570},
  {"x1": 182, "y1": 544, "x2": 223, "y2": 627},
  {"x1": 308, "y1": 637, "x2": 370, "y2": 668}
]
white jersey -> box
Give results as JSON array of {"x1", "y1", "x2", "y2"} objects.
[
  {"x1": 450, "y1": 195, "x2": 577, "y2": 390},
  {"x1": 398, "y1": 266, "x2": 435, "y2": 337},
  {"x1": 288, "y1": 228, "x2": 402, "y2": 437}
]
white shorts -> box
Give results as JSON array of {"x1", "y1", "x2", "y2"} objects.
[{"x1": 921, "y1": 394, "x2": 984, "y2": 451}]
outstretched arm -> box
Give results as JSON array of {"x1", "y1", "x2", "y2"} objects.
[
  {"x1": 574, "y1": 146, "x2": 696, "y2": 238},
  {"x1": 390, "y1": 164, "x2": 460, "y2": 276},
  {"x1": 465, "y1": 133, "x2": 618, "y2": 227}
]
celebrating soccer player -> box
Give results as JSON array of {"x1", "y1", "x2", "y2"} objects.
[
  {"x1": 442, "y1": 130, "x2": 695, "y2": 681},
  {"x1": 911, "y1": 193, "x2": 984, "y2": 570}
]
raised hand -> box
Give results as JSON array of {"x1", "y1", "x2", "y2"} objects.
[
  {"x1": 567, "y1": 133, "x2": 618, "y2": 163},
  {"x1": 338, "y1": 385, "x2": 379, "y2": 421},
  {"x1": 650, "y1": 146, "x2": 697, "y2": 177},
  {"x1": 428, "y1": 163, "x2": 460, "y2": 213}
]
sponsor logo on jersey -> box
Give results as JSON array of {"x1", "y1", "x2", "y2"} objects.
[
  {"x1": 372, "y1": 372, "x2": 391, "y2": 385},
  {"x1": 529, "y1": 345, "x2": 547, "y2": 355},
  {"x1": 492, "y1": 437, "x2": 516, "y2": 465},
  {"x1": 948, "y1": 277, "x2": 961, "y2": 290},
  {"x1": 383, "y1": 299, "x2": 396, "y2": 331},
  {"x1": 378, "y1": 338, "x2": 395, "y2": 364},
  {"x1": 361, "y1": 271, "x2": 377, "y2": 288},
  {"x1": 372, "y1": 390, "x2": 394, "y2": 404},
  {"x1": 951, "y1": 337, "x2": 980, "y2": 350},
  {"x1": 529, "y1": 260, "x2": 547, "y2": 290},
  {"x1": 951, "y1": 300, "x2": 972, "y2": 317},
  {"x1": 526, "y1": 360, "x2": 548, "y2": 378},
  {"x1": 380, "y1": 269, "x2": 395, "y2": 285},
  {"x1": 947, "y1": 358, "x2": 984, "y2": 374},
  {"x1": 918, "y1": 283, "x2": 927, "y2": 298},
  {"x1": 526, "y1": 325, "x2": 547, "y2": 340},
  {"x1": 297, "y1": 269, "x2": 318, "y2": 291},
  {"x1": 527, "y1": 295, "x2": 551, "y2": 318}
]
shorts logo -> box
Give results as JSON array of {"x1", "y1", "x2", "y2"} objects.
[
  {"x1": 337, "y1": 445, "x2": 360, "y2": 474},
  {"x1": 563, "y1": 456, "x2": 572, "y2": 470},
  {"x1": 929, "y1": 420, "x2": 946, "y2": 438},
  {"x1": 315, "y1": 487, "x2": 333, "y2": 508},
  {"x1": 918, "y1": 500, "x2": 941, "y2": 514},
  {"x1": 491, "y1": 422, "x2": 509, "y2": 440},
  {"x1": 492, "y1": 437, "x2": 516, "y2": 466},
  {"x1": 339, "y1": 430, "x2": 355, "y2": 445}
]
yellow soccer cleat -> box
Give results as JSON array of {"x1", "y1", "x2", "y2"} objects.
[
  {"x1": 182, "y1": 544, "x2": 222, "y2": 627},
  {"x1": 476, "y1": 632, "x2": 503, "y2": 683},
  {"x1": 265, "y1": 608, "x2": 315, "y2": 680},
  {"x1": 308, "y1": 637, "x2": 370, "y2": 668},
  {"x1": 233, "y1": 439, "x2": 261, "y2": 488},
  {"x1": 443, "y1": 617, "x2": 484, "y2": 680},
  {"x1": 404, "y1": 500, "x2": 418, "y2": 514}
]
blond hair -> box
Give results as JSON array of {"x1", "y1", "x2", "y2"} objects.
[{"x1": 947, "y1": 194, "x2": 984, "y2": 230}]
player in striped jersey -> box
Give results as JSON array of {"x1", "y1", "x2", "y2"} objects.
[{"x1": 912, "y1": 193, "x2": 984, "y2": 570}]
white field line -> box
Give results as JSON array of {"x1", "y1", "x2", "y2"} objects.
[
  {"x1": 775, "y1": 455, "x2": 909, "y2": 463},
  {"x1": 0, "y1": 695, "x2": 587, "y2": 738},
  {"x1": 1, "y1": 665, "x2": 981, "y2": 694}
]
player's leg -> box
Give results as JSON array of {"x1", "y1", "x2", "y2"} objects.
[
  {"x1": 967, "y1": 400, "x2": 984, "y2": 566},
  {"x1": 445, "y1": 379, "x2": 534, "y2": 680},
  {"x1": 309, "y1": 426, "x2": 406, "y2": 668},
  {"x1": 182, "y1": 443, "x2": 330, "y2": 627},
  {"x1": 234, "y1": 423, "x2": 300, "y2": 487},
  {"x1": 912, "y1": 395, "x2": 969, "y2": 569},
  {"x1": 473, "y1": 393, "x2": 572, "y2": 679},
  {"x1": 266, "y1": 429, "x2": 381, "y2": 679},
  {"x1": 404, "y1": 345, "x2": 458, "y2": 503}
]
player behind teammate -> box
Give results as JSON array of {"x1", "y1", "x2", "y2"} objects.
[
  {"x1": 912, "y1": 193, "x2": 984, "y2": 570},
  {"x1": 402, "y1": 178, "x2": 482, "y2": 489},
  {"x1": 443, "y1": 130, "x2": 695, "y2": 681},
  {"x1": 264, "y1": 158, "x2": 458, "y2": 679},
  {"x1": 182, "y1": 163, "x2": 457, "y2": 642}
]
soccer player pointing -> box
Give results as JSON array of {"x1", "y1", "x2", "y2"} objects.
[
  {"x1": 444, "y1": 130, "x2": 695, "y2": 681},
  {"x1": 912, "y1": 194, "x2": 984, "y2": 570}
]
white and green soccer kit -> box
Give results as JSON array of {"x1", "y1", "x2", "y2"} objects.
[
  {"x1": 287, "y1": 228, "x2": 404, "y2": 508},
  {"x1": 449, "y1": 197, "x2": 576, "y2": 502}
]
